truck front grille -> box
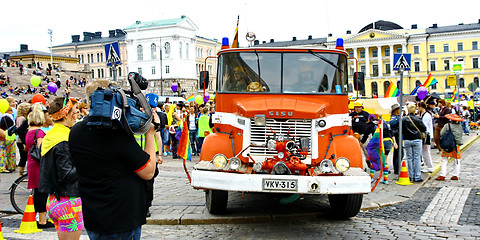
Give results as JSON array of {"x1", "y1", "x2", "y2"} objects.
[{"x1": 250, "y1": 119, "x2": 312, "y2": 155}]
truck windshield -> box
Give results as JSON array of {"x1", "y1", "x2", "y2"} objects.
[{"x1": 217, "y1": 51, "x2": 348, "y2": 94}]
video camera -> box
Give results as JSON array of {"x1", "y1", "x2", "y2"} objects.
[{"x1": 87, "y1": 72, "x2": 153, "y2": 135}]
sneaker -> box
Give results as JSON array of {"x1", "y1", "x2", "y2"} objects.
[
  {"x1": 381, "y1": 180, "x2": 389, "y2": 184},
  {"x1": 371, "y1": 178, "x2": 375, "y2": 183},
  {"x1": 167, "y1": 152, "x2": 172, "y2": 155},
  {"x1": 435, "y1": 176, "x2": 446, "y2": 181},
  {"x1": 414, "y1": 179, "x2": 423, "y2": 182},
  {"x1": 163, "y1": 152, "x2": 168, "y2": 157},
  {"x1": 451, "y1": 176, "x2": 459, "y2": 180},
  {"x1": 37, "y1": 221, "x2": 55, "y2": 229}
]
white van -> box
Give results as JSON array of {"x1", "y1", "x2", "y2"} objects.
[{"x1": 158, "y1": 96, "x2": 187, "y2": 104}]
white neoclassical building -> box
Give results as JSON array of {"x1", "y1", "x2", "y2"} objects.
[{"x1": 124, "y1": 16, "x2": 199, "y2": 96}]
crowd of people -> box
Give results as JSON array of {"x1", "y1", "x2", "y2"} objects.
[
  {"x1": 350, "y1": 96, "x2": 477, "y2": 183},
  {"x1": 0, "y1": 74, "x2": 216, "y2": 239}
]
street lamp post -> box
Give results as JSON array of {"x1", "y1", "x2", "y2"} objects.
[
  {"x1": 160, "y1": 38, "x2": 163, "y2": 96},
  {"x1": 48, "y1": 29, "x2": 53, "y2": 73}
]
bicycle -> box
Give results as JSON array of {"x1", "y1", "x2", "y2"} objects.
[{"x1": 9, "y1": 172, "x2": 31, "y2": 214}]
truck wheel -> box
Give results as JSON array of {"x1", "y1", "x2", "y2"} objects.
[
  {"x1": 328, "y1": 194, "x2": 363, "y2": 219},
  {"x1": 205, "y1": 190, "x2": 228, "y2": 214}
]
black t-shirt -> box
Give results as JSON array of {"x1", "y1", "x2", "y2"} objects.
[
  {"x1": 349, "y1": 110, "x2": 369, "y2": 134},
  {"x1": 0, "y1": 115, "x2": 14, "y2": 130},
  {"x1": 69, "y1": 118, "x2": 150, "y2": 233}
]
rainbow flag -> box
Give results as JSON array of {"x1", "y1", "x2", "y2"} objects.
[
  {"x1": 231, "y1": 15, "x2": 239, "y2": 48},
  {"x1": 186, "y1": 94, "x2": 194, "y2": 102},
  {"x1": 385, "y1": 81, "x2": 400, "y2": 97},
  {"x1": 366, "y1": 120, "x2": 385, "y2": 171},
  {"x1": 450, "y1": 90, "x2": 459, "y2": 102},
  {"x1": 177, "y1": 118, "x2": 191, "y2": 161},
  {"x1": 423, "y1": 73, "x2": 438, "y2": 87}
]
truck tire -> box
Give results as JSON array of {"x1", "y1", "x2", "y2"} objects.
[
  {"x1": 328, "y1": 194, "x2": 363, "y2": 219},
  {"x1": 205, "y1": 190, "x2": 228, "y2": 214}
]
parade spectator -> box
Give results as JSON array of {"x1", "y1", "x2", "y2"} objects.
[
  {"x1": 0, "y1": 107, "x2": 15, "y2": 173},
  {"x1": 77, "y1": 102, "x2": 89, "y2": 121},
  {"x1": 161, "y1": 103, "x2": 171, "y2": 157},
  {"x1": 389, "y1": 103, "x2": 403, "y2": 174},
  {"x1": 418, "y1": 102, "x2": 434, "y2": 173},
  {"x1": 402, "y1": 103, "x2": 427, "y2": 182},
  {"x1": 186, "y1": 105, "x2": 199, "y2": 156},
  {"x1": 197, "y1": 107, "x2": 213, "y2": 151},
  {"x1": 170, "y1": 103, "x2": 183, "y2": 159},
  {"x1": 15, "y1": 103, "x2": 31, "y2": 176},
  {"x1": 38, "y1": 97, "x2": 83, "y2": 239},
  {"x1": 436, "y1": 114, "x2": 464, "y2": 181},
  {"x1": 25, "y1": 103, "x2": 54, "y2": 228},
  {"x1": 433, "y1": 99, "x2": 451, "y2": 152},
  {"x1": 460, "y1": 106, "x2": 470, "y2": 135},
  {"x1": 69, "y1": 80, "x2": 158, "y2": 239},
  {"x1": 350, "y1": 101, "x2": 369, "y2": 136}
]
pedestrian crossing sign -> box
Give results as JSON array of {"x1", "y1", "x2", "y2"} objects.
[
  {"x1": 393, "y1": 53, "x2": 411, "y2": 71},
  {"x1": 105, "y1": 42, "x2": 121, "y2": 67}
]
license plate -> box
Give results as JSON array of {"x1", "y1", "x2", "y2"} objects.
[{"x1": 262, "y1": 179, "x2": 298, "y2": 191}]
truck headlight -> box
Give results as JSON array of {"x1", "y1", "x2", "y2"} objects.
[
  {"x1": 254, "y1": 114, "x2": 266, "y2": 126},
  {"x1": 335, "y1": 157, "x2": 350, "y2": 173},
  {"x1": 228, "y1": 157, "x2": 241, "y2": 170},
  {"x1": 212, "y1": 154, "x2": 227, "y2": 169},
  {"x1": 318, "y1": 159, "x2": 334, "y2": 173}
]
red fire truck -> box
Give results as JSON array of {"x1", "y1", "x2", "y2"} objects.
[{"x1": 191, "y1": 40, "x2": 370, "y2": 219}]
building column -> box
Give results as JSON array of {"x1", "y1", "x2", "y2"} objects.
[
  {"x1": 365, "y1": 46, "x2": 370, "y2": 78},
  {"x1": 377, "y1": 45, "x2": 383, "y2": 77},
  {"x1": 389, "y1": 45, "x2": 394, "y2": 76}
]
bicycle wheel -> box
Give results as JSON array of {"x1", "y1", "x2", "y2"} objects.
[{"x1": 10, "y1": 174, "x2": 31, "y2": 214}]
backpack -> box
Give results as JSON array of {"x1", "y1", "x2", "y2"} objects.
[{"x1": 440, "y1": 124, "x2": 456, "y2": 153}]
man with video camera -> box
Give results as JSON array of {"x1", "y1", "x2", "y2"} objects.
[{"x1": 69, "y1": 78, "x2": 159, "y2": 239}]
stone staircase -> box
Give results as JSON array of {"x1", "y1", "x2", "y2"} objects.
[{"x1": 1, "y1": 66, "x2": 88, "y2": 102}]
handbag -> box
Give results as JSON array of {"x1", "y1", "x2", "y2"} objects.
[
  {"x1": 407, "y1": 116, "x2": 427, "y2": 143},
  {"x1": 29, "y1": 129, "x2": 42, "y2": 162},
  {"x1": 440, "y1": 123, "x2": 456, "y2": 153}
]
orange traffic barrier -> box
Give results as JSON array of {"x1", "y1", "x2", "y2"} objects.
[
  {"x1": 14, "y1": 195, "x2": 42, "y2": 234},
  {"x1": 0, "y1": 220, "x2": 5, "y2": 240},
  {"x1": 395, "y1": 160, "x2": 413, "y2": 186}
]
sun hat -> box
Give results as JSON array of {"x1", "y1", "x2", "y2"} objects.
[
  {"x1": 445, "y1": 113, "x2": 463, "y2": 122},
  {"x1": 390, "y1": 103, "x2": 400, "y2": 113}
]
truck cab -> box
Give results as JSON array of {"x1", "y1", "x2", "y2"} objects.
[{"x1": 191, "y1": 46, "x2": 370, "y2": 219}]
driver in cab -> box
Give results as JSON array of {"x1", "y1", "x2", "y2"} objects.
[{"x1": 223, "y1": 67, "x2": 248, "y2": 92}]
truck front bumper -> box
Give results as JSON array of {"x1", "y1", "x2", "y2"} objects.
[{"x1": 190, "y1": 168, "x2": 371, "y2": 194}]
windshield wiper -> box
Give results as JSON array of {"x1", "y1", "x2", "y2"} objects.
[{"x1": 308, "y1": 50, "x2": 344, "y2": 73}]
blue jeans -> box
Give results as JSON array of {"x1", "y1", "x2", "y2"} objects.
[
  {"x1": 189, "y1": 129, "x2": 198, "y2": 154},
  {"x1": 161, "y1": 128, "x2": 170, "y2": 147},
  {"x1": 404, "y1": 139, "x2": 422, "y2": 181},
  {"x1": 87, "y1": 226, "x2": 141, "y2": 240},
  {"x1": 461, "y1": 120, "x2": 470, "y2": 134}
]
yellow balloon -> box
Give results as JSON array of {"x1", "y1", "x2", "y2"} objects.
[
  {"x1": 30, "y1": 76, "x2": 41, "y2": 87},
  {"x1": 195, "y1": 95, "x2": 204, "y2": 105},
  {"x1": 0, "y1": 99, "x2": 9, "y2": 114}
]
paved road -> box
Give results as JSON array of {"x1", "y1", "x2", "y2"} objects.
[{"x1": 1, "y1": 135, "x2": 479, "y2": 239}]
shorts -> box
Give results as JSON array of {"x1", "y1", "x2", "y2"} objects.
[{"x1": 46, "y1": 195, "x2": 84, "y2": 232}]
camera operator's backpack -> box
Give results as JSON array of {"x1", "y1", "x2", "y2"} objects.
[{"x1": 87, "y1": 73, "x2": 153, "y2": 135}]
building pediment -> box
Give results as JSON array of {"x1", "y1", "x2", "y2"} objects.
[{"x1": 345, "y1": 29, "x2": 406, "y2": 42}]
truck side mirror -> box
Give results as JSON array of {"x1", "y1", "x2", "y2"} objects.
[
  {"x1": 353, "y1": 72, "x2": 365, "y2": 91},
  {"x1": 200, "y1": 71, "x2": 209, "y2": 89}
]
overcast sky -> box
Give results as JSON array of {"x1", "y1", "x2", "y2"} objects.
[{"x1": 1, "y1": 0, "x2": 479, "y2": 52}]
